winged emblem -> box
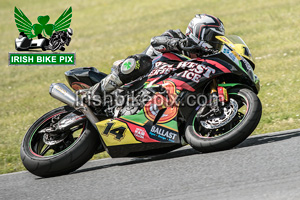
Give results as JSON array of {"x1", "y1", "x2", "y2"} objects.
[{"x1": 14, "y1": 7, "x2": 72, "y2": 39}]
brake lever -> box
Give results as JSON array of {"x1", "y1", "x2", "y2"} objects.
[
  {"x1": 178, "y1": 38, "x2": 198, "y2": 51},
  {"x1": 181, "y1": 44, "x2": 217, "y2": 55},
  {"x1": 180, "y1": 45, "x2": 202, "y2": 51}
]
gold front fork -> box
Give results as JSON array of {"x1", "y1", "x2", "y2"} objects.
[
  {"x1": 210, "y1": 79, "x2": 218, "y2": 94},
  {"x1": 209, "y1": 79, "x2": 219, "y2": 112}
]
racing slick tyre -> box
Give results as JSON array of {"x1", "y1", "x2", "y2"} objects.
[
  {"x1": 185, "y1": 88, "x2": 262, "y2": 153},
  {"x1": 20, "y1": 106, "x2": 101, "y2": 177}
]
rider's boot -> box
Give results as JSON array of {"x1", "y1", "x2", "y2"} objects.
[
  {"x1": 90, "y1": 72, "x2": 123, "y2": 97},
  {"x1": 88, "y1": 54, "x2": 152, "y2": 106}
]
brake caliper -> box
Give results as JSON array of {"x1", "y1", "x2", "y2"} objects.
[{"x1": 217, "y1": 86, "x2": 229, "y2": 106}]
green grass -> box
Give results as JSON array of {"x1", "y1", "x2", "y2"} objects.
[{"x1": 1, "y1": 0, "x2": 300, "y2": 174}]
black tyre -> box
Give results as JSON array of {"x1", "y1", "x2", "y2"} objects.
[
  {"x1": 41, "y1": 45, "x2": 46, "y2": 51},
  {"x1": 185, "y1": 88, "x2": 262, "y2": 153},
  {"x1": 50, "y1": 40, "x2": 61, "y2": 52},
  {"x1": 20, "y1": 106, "x2": 101, "y2": 177}
]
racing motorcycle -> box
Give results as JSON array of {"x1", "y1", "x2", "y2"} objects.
[{"x1": 20, "y1": 35, "x2": 262, "y2": 177}]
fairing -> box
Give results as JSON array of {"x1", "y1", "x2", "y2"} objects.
[{"x1": 95, "y1": 36, "x2": 259, "y2": 157}]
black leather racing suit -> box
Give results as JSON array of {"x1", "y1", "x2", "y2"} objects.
[
  {"x1": 91, "y1": 29, "x2": 188, "y2": 95},
  {"x1": 143, "y1": 29, "x2": 187, "y2": 59}
]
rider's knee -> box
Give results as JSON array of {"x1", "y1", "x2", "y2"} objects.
[{"x1": 118, "y1": 54, "x2": 152, "y2": 83}]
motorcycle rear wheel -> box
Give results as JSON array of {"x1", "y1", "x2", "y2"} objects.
[
  {"x1": 185, "y1": 88, "x2": 262, "y2": 153},
  {"x1": 20, "y1": 106, "x2": 101, "y2": 177}
]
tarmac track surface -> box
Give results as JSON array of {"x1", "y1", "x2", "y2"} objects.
[{"x1": 1, "y1": 129, "x2": 300, "y2": 200}]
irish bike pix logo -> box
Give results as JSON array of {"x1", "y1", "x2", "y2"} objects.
[{"x1": 9, "y1": 7, "x2": 75, "y2": 66}]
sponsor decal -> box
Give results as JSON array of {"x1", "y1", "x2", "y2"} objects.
[
  {"x1": 149, "y1": 61, "x2": 215, "y2": 83},
  {"x1": 240, "y1": 57, "x2": 255, "y2": 80},
  {"x1": 144, "y1": 80, "x2": 178, "y2": 123},
  {"x1": 176, "y1": 62, "x2": 216, "y2": 82},
  {"x1": 124, "y1": 121, "x2": 159, "y2": 143},
  {"x1": 71, "y1": 82, "x2": 90, "y2": 90},
  {"x1": 231, "y1": 51, "x2": 242, "y2": 61},
  {"x1": 54, "y1": 85, "x2": 67, "y2": 94},
  {"x1": 222, "y1": 45, "x2": 240, "y2": 67},
  {"x1": 135, "y1": 60, "x2": 140, "y2": 69},
  {"x1": 134, "y1": 128, "x2": 145, "y2": 139},
  {"x1": 149, "y1": 126, "x2": 177, "y2": 142},
  {"x1": 240, "y1": 56, "x2": 253, "y2": 72},
  {"x1": 148, "y1": 61, "x2": 174, "y2": 76},
  {"x1": 220, "y1": 37, "x2": 230, "y2": 43}
]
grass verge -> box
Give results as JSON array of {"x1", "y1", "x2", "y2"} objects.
[{"x1": 1, "y1": 0, "x2": 300, "y2": 174}]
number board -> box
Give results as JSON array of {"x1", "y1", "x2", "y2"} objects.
[{"x1": 96, "y1": 119, "x2": 141, "y2": 146}]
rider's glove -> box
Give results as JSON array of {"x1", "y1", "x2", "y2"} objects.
[
  {"x1": 178, "y1": 38, "x2": 215, "y2": 55},
  {"x1": 178, "y1": 38, "x2": 197, "y2": 49},
  {"x1": 166, "y1": 38, "x2": 181, "y2": 51}
]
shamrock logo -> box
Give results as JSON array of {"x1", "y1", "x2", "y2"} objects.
[
  {"x1": 123, "y1": 62, "x2": 132, "y2": 70},
  {"x1": 14, "y1": 7, "x2": 72, "y2": 39},
  {"x1": 33, "y1": 15, "x2": 54, "y2": 37}
]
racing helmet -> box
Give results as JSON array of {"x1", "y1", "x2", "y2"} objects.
[
  {"x1": 186, "y1": 14, "x2": 225, "y2": 50},
  {"x1": 67, "y1": 28, "x2": 73, "y2": 37}
]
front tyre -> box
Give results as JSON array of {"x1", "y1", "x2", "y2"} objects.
[
  {"x1": 20, "y1": 106, "x2": 101, "y2": 177},
  {"x1": 185, "y1": 88, "x2": 262, "y2": 153}
]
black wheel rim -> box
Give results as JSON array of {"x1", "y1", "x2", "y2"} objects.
[
  {"x1": 192, "y1": 93, "x2": 248, "y2": 138},
  {"x1": 29, "y1": 111, "x2": 86, "y2": 158}
]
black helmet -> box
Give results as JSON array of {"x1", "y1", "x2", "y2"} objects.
[{"x1": 186, "y1": 14, "x2": 225, "y2": 50}]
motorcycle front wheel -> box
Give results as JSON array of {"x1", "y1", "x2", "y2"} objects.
[
  {"x1": 20, "y1": 106, "x2": 101, "y2": 177},
  {"x1": 49, "y1": 39, "x2": 62, "y2": 52},
  {"x1": 185, "y1": 88, "x2": 262, "y2": 153}
]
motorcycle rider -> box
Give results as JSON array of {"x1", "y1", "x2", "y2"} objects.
[
  {"x1": 49, "y1": 28, "x2": 73, "y2": 51},
  {"x1": 90, "y1": 14, "x2": 225, "y2": 102}
]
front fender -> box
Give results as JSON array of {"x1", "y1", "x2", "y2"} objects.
[{"x1": 218, "y1": 82, "x2": 259, "y2": 94}]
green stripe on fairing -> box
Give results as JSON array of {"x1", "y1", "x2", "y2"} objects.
[
  {"x1": 238, "y1": 61, "x2": 248, "y2": 74},
  {"x1": 238, "y1": 61, "x2": 255, "y2": 80},
  {"x1": 160, "y1": 119, "x2": 178, "y2": 130},
  {"x1": 218, "y1": 83, "x2": 239, "y2": 95},
  {"x1": 121, "y1": 109, "x2": 148, "y2": 124},
  {"x1": 219, "y1": 83, "x2": 254, "y2": 94},
  {"x1": 218, "y1": 83, "x2": 242, "y2": 88}
]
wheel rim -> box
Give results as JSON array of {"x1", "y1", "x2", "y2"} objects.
[
  {"x1": 50, "y1": 40, "x2": 61, "y2": 51},
  {"x1": 29, "y1": 111, "x2": 86, "y2": 158},
  {"x1": 192, "y1": 93, "x2": 248, "y2": 138},
  {"x1": 200, "y1": 98, "x2": 239, "y2": 129}
]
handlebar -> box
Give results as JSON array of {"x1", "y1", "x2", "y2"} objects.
[{"x1": 178, "y1": 38, "x2": 216, "y2": 54}]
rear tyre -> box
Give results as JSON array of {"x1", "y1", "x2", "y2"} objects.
[
  {"x1": 185, "y1": 88, "x2": 262, "y2": 153},
  {"x1": 20, "y1": 106, "x2": 101, "y2": 177}
]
